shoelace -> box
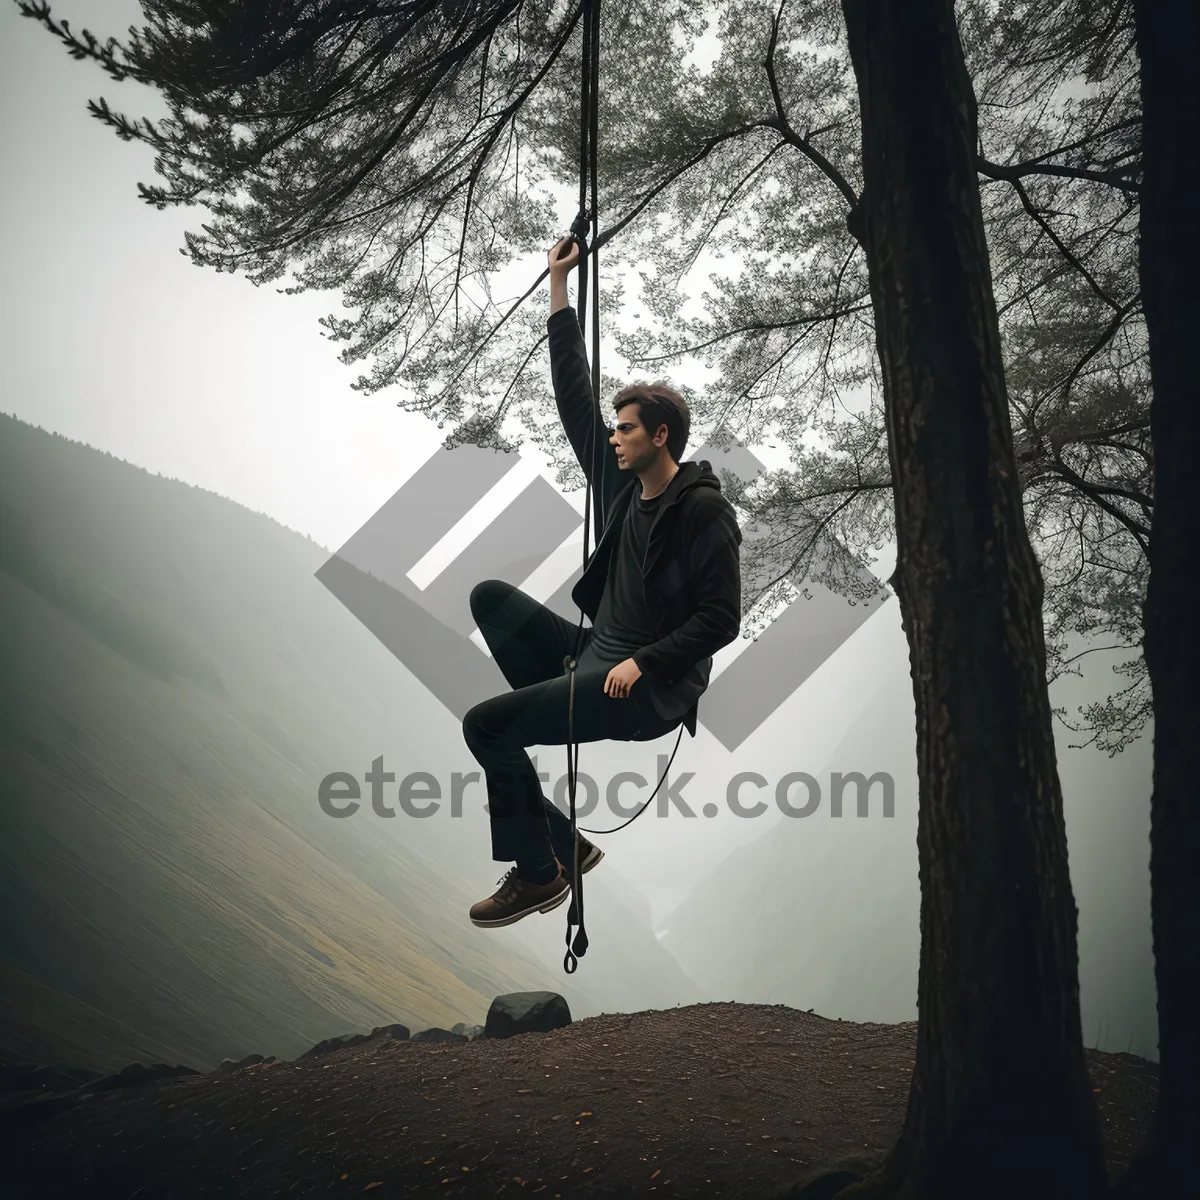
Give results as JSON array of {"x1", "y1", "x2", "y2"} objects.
[
  {"x1": 494, "y1": 865, "x2": 558, "y2": 895},
  {"x1": 494, "y1": 866, "x2": 521, "y2": 894}
]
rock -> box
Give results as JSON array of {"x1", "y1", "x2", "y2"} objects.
[
  {"x1": 484, "y1": 992, "x2": 572, "y2": 1040},
  {"x1": 410, "y1": 1028, "x2": 466, "y2": 1044},
  {"x1": 451, "y1": 1023, "x2": 485, "y2": 1041},
  {"x1": 369, "y1": 1024, "x2": 411, "y2": 1042},
  {"x1": 301, "y1": 1023, "x2": 415, "y2": 1059},
  {"x1": 299, "y1": 1032, "x2": 373, "y2": 1059},
  {"x1": 217, "y1": 1054, "x2": 276, "y2": 1072}
]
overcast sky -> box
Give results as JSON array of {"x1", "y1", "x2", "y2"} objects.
[
  {"x1": 0, "y1": 0, "x2": 483, "y2": 551},
  {"x1": 1, "y1": 1, "x2": 781, "y2": 558}
]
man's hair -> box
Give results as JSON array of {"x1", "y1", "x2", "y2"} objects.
[{"x1": 611, "y1": 381, "x2": 691, "y2": 464}]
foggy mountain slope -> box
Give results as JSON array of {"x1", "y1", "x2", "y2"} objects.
[
  {"x1": 658, "y1": 651, "x2": 920, "y2": 1018},
  {"x1": 660, "y1": 616, "x2": 1159, "y2": 1061},
  {"x1": 0, "y1": 413, "x2": 699, "y2": 1074}
]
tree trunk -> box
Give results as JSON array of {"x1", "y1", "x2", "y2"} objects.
[
  {"x1": 828, "y1": 2, "x2": 1110, "y2": 1197},
  {"x1": 1116, "y1": 2, "x2": 1200, "y2": 1194}
]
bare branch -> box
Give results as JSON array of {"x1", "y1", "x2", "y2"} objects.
[
  {"x1": 1008, "y1": 178, "x2": 1121, "y2": 311},
  {"x1": 977, "y1": 155, "x2": 1139, "y2": 195},
  {"x1": 764, "y1": 1, "x2": 859, "y2": 212},
  {"x1": 1030, "y1": 294, "x2": 1142, "y2": 424},
  {"x1": 635, "y1": 302, "x2": 873, "y2": 365}
]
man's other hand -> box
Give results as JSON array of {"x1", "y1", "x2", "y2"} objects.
[{"x1": 604, "y1": 657, "x2": 643, "y2": 698}]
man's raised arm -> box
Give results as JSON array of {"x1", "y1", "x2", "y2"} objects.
[
  {"x1": 546, "y1": 238, "x2": 627, "y2": 534},
  {"x1": 549, "y1": 248, "x2": 571, "y2": 318}
]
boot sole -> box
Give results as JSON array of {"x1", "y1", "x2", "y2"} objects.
[
  {"x1": 578, "y1": 845, "x2": 604, "y2": 874},
  {"x1": 556, "y1": 846, "x2": 605, "y2": 876},
  {"x1": 470, "y1": 881, "x2": 571, "y2": 928}
]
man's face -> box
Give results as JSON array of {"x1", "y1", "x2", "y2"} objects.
[{"x1": 609, "y1": 401, "x2": 667, "y2": 473}]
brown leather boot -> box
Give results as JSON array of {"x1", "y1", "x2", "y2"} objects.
[{"x1": 469, "y1": 865, "x2": 569, "y2": 928}]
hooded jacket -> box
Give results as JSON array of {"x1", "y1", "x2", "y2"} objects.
[{"x1": 547, "y1": 305, "x2": 743, "y2": 738}]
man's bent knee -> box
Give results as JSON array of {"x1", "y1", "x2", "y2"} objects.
[
  {"x1": 469, "y1": 578, "x2": 513, "y2": 620},
  {"x1": 463, "y1": 697, "x2": 507, "y2": 743},
  {"x1": 462, "y1": 702, "x2": 486, "y2": 741}
]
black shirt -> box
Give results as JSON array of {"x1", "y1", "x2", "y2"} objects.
[{"x1": 588, "y1": 483, "x2": 700, "y2": 722}]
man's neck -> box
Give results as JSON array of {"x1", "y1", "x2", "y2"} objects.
[{"x1": 638, "y1": 457, "x2": 680, "y2": 500}]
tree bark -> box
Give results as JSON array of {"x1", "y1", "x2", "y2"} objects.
[
  {"x1": 1116, "y1": 2, "x2": 1200, "y2": 1194},
  {"x1": 828, "y1": 2, "x2": 1110, "y2": 1196}
]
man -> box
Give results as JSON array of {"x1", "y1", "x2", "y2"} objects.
[{"x1": 465, "y1": 235, "x2": 742, "y2": 928}]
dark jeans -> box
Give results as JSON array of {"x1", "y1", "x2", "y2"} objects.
[{"x1": 463, "y1": 579, "x2": 680, "y2": 880}]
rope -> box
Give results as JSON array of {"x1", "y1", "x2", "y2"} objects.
[{"x1": 555, "y1": 0, "x2": 685, "y2": 975}]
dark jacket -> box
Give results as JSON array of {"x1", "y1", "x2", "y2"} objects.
[{"x1": 547, "y1": 305, "x2": 743, "y2": 738}]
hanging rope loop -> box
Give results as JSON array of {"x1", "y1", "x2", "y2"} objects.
[
  {"x1": 561, "y1": 0, "x2": 602, "y2": 974},
  {"x1": 559, "y1": 0, "x2": 684, "y2": 975}
]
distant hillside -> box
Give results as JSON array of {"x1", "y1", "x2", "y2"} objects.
[
  {"x1": 660, "y1": 611, "x2": 1160, "y2": 1062},
  {"x1": 0, "y1": 413, "x2": 701, "y2": 1075}
]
